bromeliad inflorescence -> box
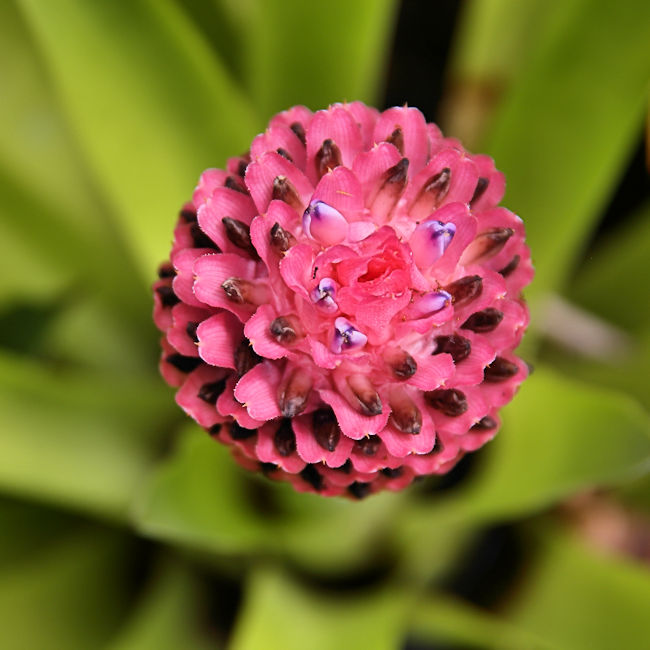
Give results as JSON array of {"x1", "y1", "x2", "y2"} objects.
[{"x1": 153, "y1": 102, "x2": 533, "y2": 498}]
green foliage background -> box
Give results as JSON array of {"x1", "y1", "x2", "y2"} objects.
[{"x1": 0, "y1": 0, "x2": 649, "y2": 647}]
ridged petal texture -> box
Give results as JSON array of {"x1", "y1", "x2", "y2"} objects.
[{"x1": 154, "y1": 103, "x2": 534, "y2": 498}]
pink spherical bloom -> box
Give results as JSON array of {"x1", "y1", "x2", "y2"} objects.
[{"x1": 153, "y1": 102, "x2": 534, "y2": 498}]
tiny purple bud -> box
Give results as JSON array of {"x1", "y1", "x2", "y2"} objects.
[
  {"x1": 410, "y1": 219, "x2": 456, "y2": 268},
  {"x1": 310, "y1": 277, "x2": 338, "y2": 312},
  {"x1": 331, "y1": 317, "x2": 367, "y2": 353},
  {"x1": 407, "y1": 290, "x2": 452, "y2": 319},
  {"x1": 303, "y1": 200, "x2": 348, "y2": 246}
]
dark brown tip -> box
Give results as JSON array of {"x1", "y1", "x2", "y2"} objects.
[
  {"x1": 300, "y1": 464, "x2": 323, "y2": 491},
  {"x1": 236, "y1": 158, "x2": 249, "y2": 178},
  {"x1": 157, "y1": 263, "x2": 175, "y2": 279},
  {"x1": 461, "y1": 308, "x2": 504, "y2": 333},
  {"x1": 221, "y1": 277, "x2": 247, "y2": 304},
  {"x1": 381, "y1": 467, "x2": 403, "y2": 479},
  {"x1": 463, "y1": 227, "x2": 514, "y2": 264},
  {"x1": 484, "y1": 357, "x2": 519, "y2": 382},
  {"x1": 225, "y1": 175, "x2": 249, "y2": 195},
  {"x1": 470, "y1": 416, "x2": 498, "y2": 432},
  {"x1": 445, "y1": 275, "x2": 483, "y2": 305},
  {"x1": 276, "y1": 147, "x2": 293, "y2": 162},
  {"x1": 470, "y1": 177, "x2": 489, "y2": 206},
  {"x1": 190, "y1": 222, "x2": 219, "y2": 250},
  {"x1": 230, "y1": 421, "x2": 257, "y2": 440},
  {"x1": 354, "y1": 436, "x2": 381, "y2": 456},
  {"x1": 290, "y1": 121, "x2": 306, "y2": 145},
  {"x1": 433, "y1": 335, "x2": 471, "y2": 363},
  {"x1": 499, "y1": 255, "x2": 520, "y2": 277},
  {"x1": 424, "y1": 388, "x2": 468, "y2": 417},
  {"x1": 259, "y1": 461, "x2": 278, "y2": 475},
  {"x1": 180, "y1": 208, "x2": 197, "y2": 223},
  {"x1": 165, "y1": 354, "x2": 202, "y2": 373},
  {"x1": 271, "y1": 175, "x2": 302, "y2": 211},
  {"x1": 312, "y1": 408, "x2": 340, "y2": 452},
  {"x1": 415, "y1": 167, "x2": 451, "y2": 210},
  {"x1": 336, "y1": 459, "x2": 352, "y2": 474},
  {"x1": 348, "y1": 481, "x2": 371, "y2": 499},
  {"x1": 269, "y1": 316, "x2": 297, "y2": 344},
  {"x1": 315, "y1": 138, "x2": 342, "y2": 178},
  {"x1": 186, "y1": 321, "x2": 199, "y2": 343},
  {"x1": 197, "y1": 379, "x2": 227, "y2": 404},
  {"x1": 273, "y1": 419, "x2": 296, "y2": 456},
  {"x1": 222, "y1": 217, "x2": 259, "y2": 259},
  {"x1": 156, "y1": 285, "x2": 180, "y2": 308},
  {"x1": 386, "y1": 127, "x2": 404, "y2": 153},
  {"x1": 208, "y1": 424, "x2": 221, "y2": 436},
  {"x1": 390, "y1": 352, "x2": 417, "y2": 380},
  {"x1": 234, "y1": 338, "x2": 261, "y2": 377},
  {"x1": 390, "y1": 399, "x2": 422, "y2": 435},
  {"x1": 348, "y1": 377, "x2": 383, "y2": 416},
  {"x1": 269, "y1": 222, "x2": 296, "y2": 253}
]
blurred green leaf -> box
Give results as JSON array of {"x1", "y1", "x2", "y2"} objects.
[
  {"x1": 398, "y1": 366, "x2": 650, "y2": 574},
  {"x1": 459, "y1": 366, "x2": 650, "y2": 518},
  {"x1": 485, "y1": 0, "x2": 650, "y2": 305},
  {"x1": 0, "y1": 526, "x2": 133, "y2": 650},
  {"x1": 570, "y1": 201, "x2": 650, "y2": 335},
  {"x1": 229, "y1": 566, "x2": 411, "y2": 650},
  {"x1": 0, "y1": 496, "x2": 81, "y2": 569},
  {"x1": 107, "y1": 558, "x2": 215, "y2": 650},
  {"x1": 410, "y1": 592, "x2": 553, "y2": 650},
  {"x1": 0, "y1": 1, "x2": 104, "y2": 233},
  {"x1": 136, "y1": 424, "x2": 408, "y2": 573},
  {"x1": 0, "y1": 351, "x2": 177, "y2": 519},
  {"x1": 134, "y1": 424, "x2": 271, "y2": 553},
  {"x1": 240, "y1": 0, "x2": 398, "y2": 115},
  {"x1": 508, "y1": 528, "x2": 650, "y2": 650},
  {"x1": 18, "y1": 0, "x2": 260, "y2": 277}
]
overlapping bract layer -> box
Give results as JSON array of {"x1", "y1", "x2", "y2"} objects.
[{"x1": 154, "y1": 102, "x2": 533, "y2": 498}]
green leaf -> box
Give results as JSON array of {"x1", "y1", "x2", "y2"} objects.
[
  {"x1": 485, "y1": 0, "x2": 650, "y2": 305},
  {"x1": 240, "y1": 0, "x2": 399, "y2": 116},
  {"x1": 107, "y1": 558, "x2": 215, "y2": 650},
  {"x1": 229, "y1": 566, "x2": 411, "y2": 650},
  {"x1": 134, "y1": 424, "x2": 271, "y2": 553},
  {"x1": 570, "y1": 201, "x2": 650, "y2": 335},
  {"x1": 0, "y1": 526, "x2": 133, "y2": 650},
  {"x1": 135, "y1": 424, "x2": 409, "y2": 573},
  {"x1": 458, "y1": 366, "x2": 650, "y2": 518},
  {"x1": 410, "y1": 592, "x2": 554, "y2": 650},
  {"x1": 18, "y1": 0, "x2": 260, "y2": 277},
  {"x1": 508, "y1": 528, "x2": 650, "y2": 650},
  {"x1": 397, "y1": 366, "x2": 650, "y2": 575},
  {"x1": 0, "y1": 351, "x2": 177, "y2": 519}
]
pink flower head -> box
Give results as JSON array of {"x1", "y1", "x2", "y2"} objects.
[{"x1": 154, "y1": 102, "x2": 533, "y2": 498}]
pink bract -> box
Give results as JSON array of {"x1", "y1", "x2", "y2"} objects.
[{"x1": 153, "y1": 102, "x2": 534, "y2": 498}]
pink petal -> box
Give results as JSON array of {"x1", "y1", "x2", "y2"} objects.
[
  {"x1": 255, "y1": 422, "x2": 306, "y2": 473},
  {"x1": 343, "y1": 101, "x2": 380, "y2": 148},
  {"x1": 306, "y1": 106, "x2": 364, "y2": 183},
  {"x1": 279, "y1": 243, "x2": 314, "y2": 297},
  {"x1": 234, "y1": 362, "x2": 282, "y2": 421},
  {"x1": 192, "y1": 168, "x2": 228, "y2": 206},
  {"x1": 250, "y1": 124, "x2": 307, "y2": 170},
  {"x1": 292, "y1": 413, "x2": 355, "y2": 467},
  {"x1": 196, "y1": 311, "x2": 243, "y2": 369},
  {"x1": 407, "y1": 353, "x2": 455, "y2": 391},
  {"x1": 172, "y1": 248, "x2": 214, "y2": 308},
  {"x1": 192, "y1": 253, "x2": 259, "y2": 320},
  {"x1": 311, "y1": 166, "x2": 364, "y2": 220},
  {"x1": 245, "y1": 151, "x2": 313, "y2": 214},
  {"x1": 352, "y1": 142, "x2": 403, "y2": 203},
  {"x1": 216, "y1": 377, "x2": 264, "y2": 429},
  {"x1": 372, "y1": 106, "x2": 429, "y2": 174},
  {"x1": 168, "y1": 303, "x2": 210, "y2": 356},
  {"x1": 244, "y1": 304, "x2": 290, "y2": 360},
  {"x1": 318, "y1": 388, "x2": 389, "y2": 440},
  {"x1": 175, "y1": 365, "x2": 228, "y2": 428}
]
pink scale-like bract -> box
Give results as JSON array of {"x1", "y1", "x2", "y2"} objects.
[{"x1": 153, "y1": 102, "x2": 534, "y2": 498}]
